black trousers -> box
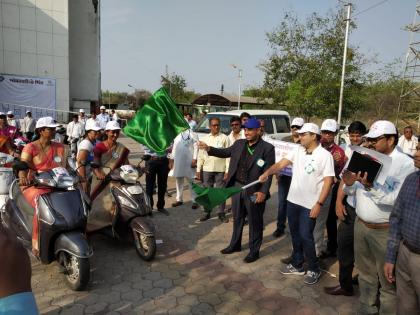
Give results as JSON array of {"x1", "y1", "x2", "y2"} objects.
[
  {"x1": 145, "y1": 158, "x2": 169, "y2": 210},
  {"x1": 229, "y1": 184, "x2": 265, "y2": 255},
  {"x1": 337, "y1": 203, "x2": 356, "y2": 292},
  {"x1": 326, "y1": 181, "x2": 339, "y2": 253}
]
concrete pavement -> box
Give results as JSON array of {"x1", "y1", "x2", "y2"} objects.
[{"x1": 32, "y1": 135, "x2": 358, "y2": 314}]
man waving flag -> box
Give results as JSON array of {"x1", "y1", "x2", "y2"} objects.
[{"x1": 123, "y1": 88, "x2": 189, "y2": 154}]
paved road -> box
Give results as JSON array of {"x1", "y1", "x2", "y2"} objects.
[{"x1": 32, "y1": 135, "x2": 358, "y2": 314}]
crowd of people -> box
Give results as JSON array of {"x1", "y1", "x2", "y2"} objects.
[{"x1": 0, "y1": 107, "x2": 419, "y2": 314}]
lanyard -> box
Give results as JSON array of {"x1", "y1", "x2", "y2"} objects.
[{"x1": 247, "y1": 144, "x2": 255, "y2": 156}]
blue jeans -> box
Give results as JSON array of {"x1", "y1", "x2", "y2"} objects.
[
  {"x1": 276, "y1": 175, "x2": 292, "y2": 232},
  {"x1": 287, "y1": 201, "x2": 319, "y2": 272}
]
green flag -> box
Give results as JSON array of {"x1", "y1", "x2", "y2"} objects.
[
  {"x1": 192, "y1": 183, "x2": 242, "y2": 212},
  {"x1": 123, "y1": 88, "x2": 189, "y2": 154}
]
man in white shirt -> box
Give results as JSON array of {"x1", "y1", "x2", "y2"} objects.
[
  {"x1": 398, "y1": 125, "x2": 418, "y2": 156},
  {"x1": 6, "y1": 111, "x2": 19, "y2": 129},
  {"x1": 342, "y1": 120, "x2": 415, "y2": 315},
  {"x1": 78, "y1": 109, "x2": 87, "y2": 130},
  {"x1": 185, "y1": 113, "x2": 197, "y2": 130},
  {"x1": 66, "y1": 114, "x2": 84, "y2": 155},
  {"x1": 260, "y1": 123, "x2": 335, "y2": 285},
  {"x1": 110, "y1": 109, "x2": 119, "y2": 122},
  {"x1": 97, "y1": 106, "x2": 110, "y2": 130},
  {"x1": 197, "y1": 117, "x2": 230, "y2": 223},
  {"x1": 20, "y1": 111, "x2": 36, "y2": 140},
  {"x1": 228, "y1": 116, "x2": 245, "y2": 144}
]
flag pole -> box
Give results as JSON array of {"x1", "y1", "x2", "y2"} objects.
[{"x1": 241, "y1": 180, "x2": 260, "y2": 190}]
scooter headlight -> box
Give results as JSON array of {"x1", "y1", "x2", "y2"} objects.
[{"x1": 117, "y1": 195, "x2": 137, "y2": 209}]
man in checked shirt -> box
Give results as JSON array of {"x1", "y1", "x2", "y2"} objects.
[{"x1": 384, "y1": 142, "x2": 420, "y2": 314}]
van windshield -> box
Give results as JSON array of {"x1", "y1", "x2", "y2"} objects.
[{"x1": 196, "y1": 114, "x2": 233, "y2": 135}]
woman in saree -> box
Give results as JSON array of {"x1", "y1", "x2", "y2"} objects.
[
  {"x1": 18, "y1": 117, "x2": 67, "y2": 254},
  {"x1": 0, "y1": 134, "x2": 14, "y2": 155},
  {"x1": 88, "y1": 120, "x2": 130, "y2": 231}
]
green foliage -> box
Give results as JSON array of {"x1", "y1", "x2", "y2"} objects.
[
  {"x1": 161, "y1": 73, "x2": 200, "y2": 103},
  {"x1": 259, "y1": 8, "x2": 366, "y2": 120}
]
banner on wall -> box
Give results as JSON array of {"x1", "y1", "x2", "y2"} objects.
[{"x1": 0, "y1": 74, "x2": 56, "y2": 119}]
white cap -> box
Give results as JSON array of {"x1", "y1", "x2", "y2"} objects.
[
  {"x1": 7, "y1": 111, "x2": 13, "y2": 115},
  {"x1": 297, "y1": 123, "x2": 320, "y2": 135},
  {"x1": 79, "y1": 109, "x2": 85, "y2": 113},
  {"x1": 0, "y1": 112, "x2": 5, "y2": 116},
  {"x1": 321, "y1": 119, "x2": 338, "y2": 132},
  {"x1": 365, "y1": 120, "x2": 397, "y2": 139},
  {"x1": 105, "y1": 120, "x2": 121, "y2": 131},
  {"x1": 291, "y1": 117, "x2": 304, "y2": 127},
  {"x1": 85, "y1": 119, "x2": 101, "y2": 131},
  {"x1": 26, "y1": 110, "x2": 31, "y2": 114},
  {"x1": 100, "y1": 105, "x2": 106, "y2": 110},
  {"x1": 36, "y1": 116, "x2": 60, "y2": 129}
]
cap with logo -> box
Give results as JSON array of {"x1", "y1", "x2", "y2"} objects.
[
  {"x1": 365, "y1": 120, "x2": 397, "y2": 139},
  {"x1": 85, "y1": 120, "x2": 101, "y2": 131},
  {"x1": 297, "y1": 123, "x2": 320, "y2": 135},
  {"x1": 105, "y1": 120, "x2": 121, "y2": 131},
  {"x1": 36, "y1": 117, "x2": 60, "y2": 129},
  {"x1": 291, "y1": 117, "x2": 304, "y2": 127},
  {"x1": 321, "y1": 119, "x2": 338, "y2": 132},
  {"x1": 243, "y1": 118, "x2": 261, "y2": 129}
]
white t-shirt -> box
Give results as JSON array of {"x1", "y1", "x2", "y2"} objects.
[
  {"x1": 77, "y1": 139, "x2": 93, "y2": 155},
  {"x1": 286, "y1": 144, "x2": 335, "y2": 209}
]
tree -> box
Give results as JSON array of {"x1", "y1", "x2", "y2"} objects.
[
  {"x1": 161, "y1": 72, "x2": 200, "y2": 103},
  {"x1": 259, "y1": 8, "x2": 366, "y2": 120}
]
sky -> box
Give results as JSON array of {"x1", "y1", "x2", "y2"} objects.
[{"x1": 100, "y1": 0, "x2": 416, "y2": 95}]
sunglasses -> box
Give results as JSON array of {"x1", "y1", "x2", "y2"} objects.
[
  {"x1": 366, "y1": 135, "x2": 386, "y2": 145},
  {"x1": 291, "y1": 125, "x2": 302, "y2": 130}
]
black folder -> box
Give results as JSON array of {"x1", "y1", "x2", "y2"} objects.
[{"x1": 346, "y1": 151, "x2": 383, "y2": 183}]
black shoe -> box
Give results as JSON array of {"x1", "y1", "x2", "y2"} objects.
[
  {"x1": 171, "y1": 201, "x2": 183, "y2": 207},
  {"x1": 324, "y1": 285, "x2": 354, "y2": 296},
  {"x1": 199, "y1": 213, "x2": 210, "y2": 222},
  {"x1": 220, "y1": 247, "x2": 241, "y2": 254},
  {"x1": 272, "y1": 229, "x2": 285, "y2": 238},
  {"x1": 191, "y1": 203, "x2": 199, "y2": 209},
  {"x1": 352, "y1": 275, "x2": 359, "y2": 286},
  {"x1": 157, "y1": 208, "x2": 170, "y2": 216},
  {"x1": 281, "y1": 255, "x2": 293, "y2": 264},
  {"x1": 218, "y1": 213, "x2": 229, "y2": 223},
  {"x1": 244, "y1": 252, "x2": 259, "y2": 263}
]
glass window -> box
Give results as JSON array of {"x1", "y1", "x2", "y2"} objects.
[
  {"x1": 273, "y1": 116, "x2": 290, "y2": 133},
  {"x1": 195, "y1": 114, "x2": 232, "y2": 135},
  {"x1": 255, "y1": 116, "x2": 274, "y2": 134}
]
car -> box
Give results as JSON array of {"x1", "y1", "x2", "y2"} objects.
[{"x1": 194, "y1": 109, "x2": 291, "y2": 140}]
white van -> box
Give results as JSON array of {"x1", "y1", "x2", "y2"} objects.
[{"x1": 194, "y1": 109, "x2": 291, "y2": 140}]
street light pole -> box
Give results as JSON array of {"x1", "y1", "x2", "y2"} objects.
[
  {"x1": 337, "y1": 3, "x2": 351, "y2": 128},
  {"x1": 231, "y1": 64, "x2": 242, "y2": 110}
]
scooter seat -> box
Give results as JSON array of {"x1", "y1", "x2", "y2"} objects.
[{"x1": 11, "y1": 180, "x2": 35, "y2": 218}]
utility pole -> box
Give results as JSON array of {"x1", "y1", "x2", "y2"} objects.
[
  {"x1": 337, "y1": 3, "x2": 352, "y2": 128},
  {"x1": 397, "y1": 0, "x2": 420, "y2": 130}
]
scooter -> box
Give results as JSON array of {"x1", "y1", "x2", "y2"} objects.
[
  {"x1": 2, "y1": 161, "x2": 92, "y2": 291},
  {"x1": 0, "y1": 153, "x2": 15, "y2": 215},
  {"x1": 89, "y1": 162, "x2": 156, "y2": 261}
]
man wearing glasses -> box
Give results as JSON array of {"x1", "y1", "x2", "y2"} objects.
[
  {"x1": 228, "y1": 116, "x2": 245, "y2": 144},
  {"x1": 197, "y1": 117, "x2": 230, "y2": 223},
  {"x1": 273, "y1": 117, "x2": 304, "y2": 240},
  {"x1": 260, "y1": 123, "x2": 335, "y2": 285},
  {"x1": 341, "y1": 120, "x2": 415, "y2": 314}
]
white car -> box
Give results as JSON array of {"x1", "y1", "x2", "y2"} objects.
[{"x1": 194, "y1": 109, "x2": 291, "y2": 140}]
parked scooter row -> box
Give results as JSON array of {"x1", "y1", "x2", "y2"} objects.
[{"x1": 0, "y1": 153, "x2": 156, "y2": 291}]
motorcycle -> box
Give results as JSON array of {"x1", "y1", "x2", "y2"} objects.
[
  {"x1": 89, "y1": 162, "x2": 156, "y2": 261},
  {"x1": 2, "y1": 161, "x2": 92, "y2": 291}
]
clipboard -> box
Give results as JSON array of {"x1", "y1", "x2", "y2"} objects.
[{"x1": 346, "y1": 151, "x2": 383, "y2": 183}]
